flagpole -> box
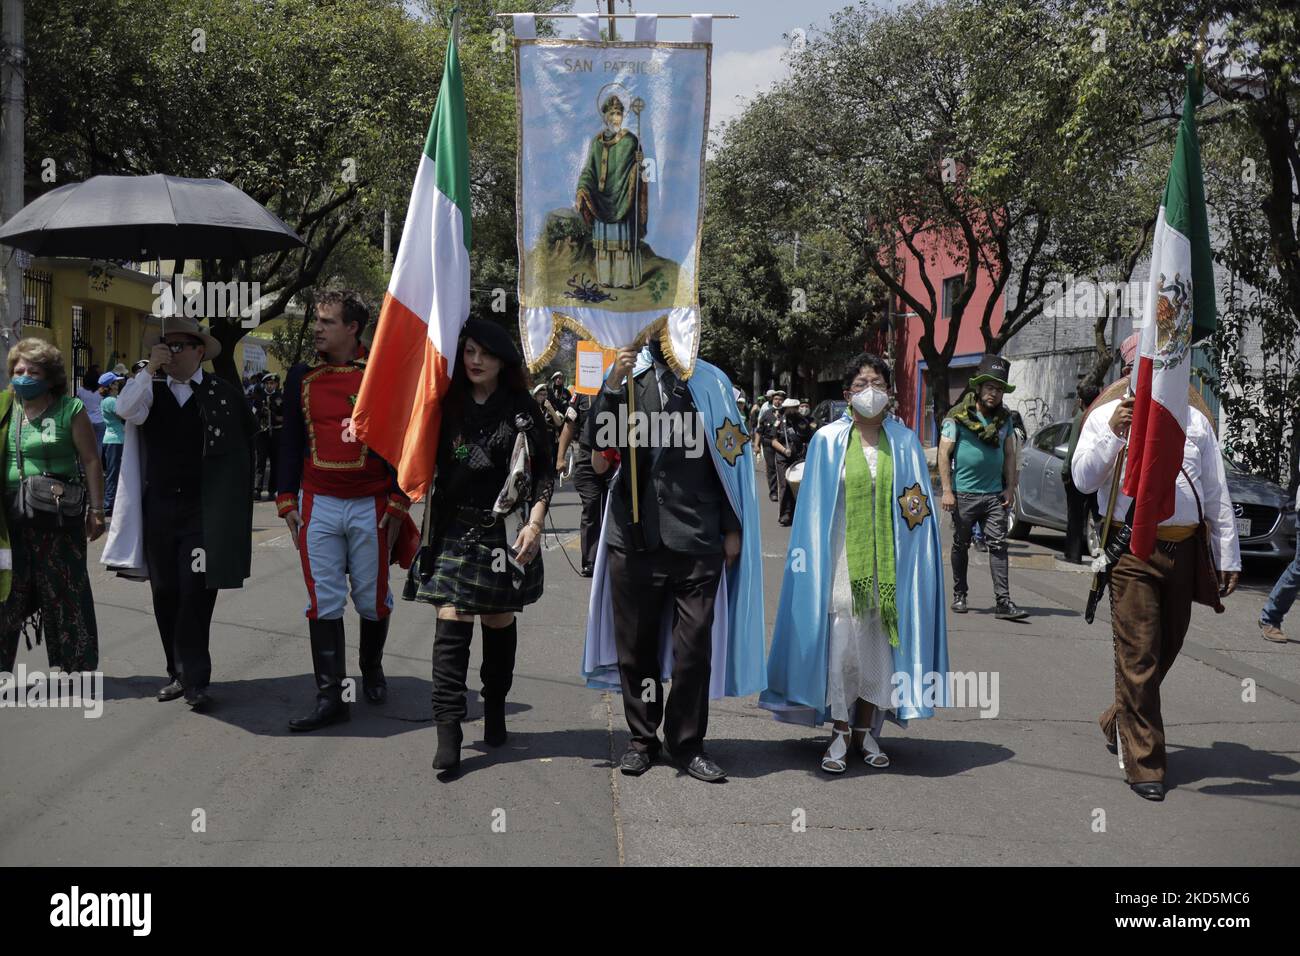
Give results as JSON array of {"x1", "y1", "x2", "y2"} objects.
[
  {"x1": 1085, "y1": 446, "x2": 1127, "y2": 624},
  {"x1": 626, "y1": 332, "x2": 646, "y2": 550}
]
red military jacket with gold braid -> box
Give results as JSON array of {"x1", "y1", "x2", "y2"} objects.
[{"x1": 275, "y1": 349, "x2": 409, "y2": 521}]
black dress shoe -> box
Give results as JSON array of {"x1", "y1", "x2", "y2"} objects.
[
  {"x1": 994, "y1": 600, "x2": 1030, "y2": 621},
  {"x1": 618, "y1": 747, "x2": 654, "y2": 776},
  {"x1": 288, "y1": 698, "x2": 350, "y2": 732},
  {"x1": 579, "y1": 564, "x2": 594, "y2": 578},
  {"x1": 1131, "y1": 781, "x2": 1165, "y2": 802},
  {"x1": 679, "y1": 752, "x2": 726, "y2": 783},
  {"x1": 157, "y1": 679, "x2": 184, "y2": 702},
  {"x1": 185, "y1": 689, "x2": 213, "y2": 712},
  {"x1": 951, "y1": 594, "x2": 968, "y2": 614}
]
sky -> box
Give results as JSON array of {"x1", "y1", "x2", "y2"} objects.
[{"x1": 578, "y1": 0, "x2": 850, "y2": 130}]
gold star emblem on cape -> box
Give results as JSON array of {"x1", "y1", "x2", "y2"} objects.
[
  {"x1": 714, "y1": 418, "x2": 749, "y2": 466},
  {"x1": 897, "y1": 482, "x2": 931, "y2": 530}
]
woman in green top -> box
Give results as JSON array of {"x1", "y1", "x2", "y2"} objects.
[{"x1": 0, "y1": 338, "x2": 105, "y2": 675}]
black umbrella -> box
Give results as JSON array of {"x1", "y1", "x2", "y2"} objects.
[{"x1": 0, "y1": 174, "x2": 305, "y2": 260}]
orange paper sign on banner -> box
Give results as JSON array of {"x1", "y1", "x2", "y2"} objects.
[{"x1": 573, "y1": 340, "x2": 615, "y2": 395}]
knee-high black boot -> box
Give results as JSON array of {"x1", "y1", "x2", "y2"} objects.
[
  {"x1": 288, "y1": 618, "x2": 349, "y2": 732},
  {"x1": 359, "y1": 617, "x2": 389, "y2": 704},
  {"x1": 480, "y1": 618, "x2": 518, "y2": 747},
  {"x1": 431, "y1": 618, "x2": 473, "y2": 770}
]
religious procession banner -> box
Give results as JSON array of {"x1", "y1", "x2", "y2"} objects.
[{"x1": 511, "y1": 13, "x2": 712, "y2": 378}]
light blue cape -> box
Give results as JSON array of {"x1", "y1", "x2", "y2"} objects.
[
  {"x1": 759, "y1": 414, "x2": 949, "y2": 726},
  {"x1": 582, "y1": 350, "x2": 766, "y2": 698}
]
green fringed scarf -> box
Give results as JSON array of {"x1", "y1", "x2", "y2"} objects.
[
  {"x1": 949, "y1": 391, "x2": 1008, "y2": 445},
  {"x1": 845, "y1": 425, "x2": 898, "y2": 647}
]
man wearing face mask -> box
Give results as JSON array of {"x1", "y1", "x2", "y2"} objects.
[
  {"x1": 937, "y1": 354, "x2": 1029, "y2": 621},
  {"x1": 102, "y1": 317, "x2": 256, "y2": 710}
]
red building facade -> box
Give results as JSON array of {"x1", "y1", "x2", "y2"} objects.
[{"x1": 886, "y1": 235, "x2": 1006, "y2": 446}]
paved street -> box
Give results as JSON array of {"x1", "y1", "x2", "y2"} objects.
[{"x1": 2, "y1": 467, "x2": 1298, "y2": 866}]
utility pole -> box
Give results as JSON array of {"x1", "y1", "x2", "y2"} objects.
[
  {"x1": 382, "y1": 207, "x2": 392, "y2": 275},
  {"x1": 0, "y1": 0, "x2": 26, "y2": 372},
  {"x1": 607, "y1": 0, "x2": 617, "y2": 41}
]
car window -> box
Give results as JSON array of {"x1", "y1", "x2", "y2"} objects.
[{"x1": 1033, "y1": 423, "x2": 1066, "y2": 452}]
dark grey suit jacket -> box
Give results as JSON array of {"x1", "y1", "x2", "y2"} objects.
[{"x1": 584, "y1": 365, "x2": 740, "y2": 554}]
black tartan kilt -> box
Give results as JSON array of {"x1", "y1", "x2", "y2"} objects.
[{"x1": 414, "y1": 514, "x2": 544, "y2": 613}]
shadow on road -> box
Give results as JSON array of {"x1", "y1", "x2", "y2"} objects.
[
  {"x1": 667, "y1": 734, "x2": 1016, "y2": 782},
  {"x1": 436, "y1": 727, "x2": 618, "y2": 782},
  {"x1": 100, "y1": 674, "x2": 538, "y2": 739},
  {"x1": 1166, "y1": 740, "x2": 1300, "y2": 797}
]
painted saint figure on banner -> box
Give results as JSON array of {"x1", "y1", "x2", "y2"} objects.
[{"x1": 575, "y1": 90, "x2": 648, "y2": 289}]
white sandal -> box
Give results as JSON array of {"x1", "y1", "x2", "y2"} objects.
[
  {"x1": 853, "y1": 727, "x2": 890, "y2": 768},
  {"x1": 821, "y1": 728, "x2": 850, "y2": 774}
]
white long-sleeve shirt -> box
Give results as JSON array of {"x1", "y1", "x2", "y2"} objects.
[
  {"x1": 1071, "y1": 398, "x2": 1241, "y2": 572},
  {"x1": 115, "y1": 368, "x2": 205, "y2": 424}
]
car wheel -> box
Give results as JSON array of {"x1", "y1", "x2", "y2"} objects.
[{"x1": 1008, "y1": 489, "x2": 1032, "y2": 540}]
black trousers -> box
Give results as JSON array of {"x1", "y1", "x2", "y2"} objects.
[
  {"x1": 571, "y1": 455, "x2": 607, "y2": 569},
  {"x1": 1063, "y1": 482, "x2": 1092, "y2": 562},
  {"x1": 775, "y1": 455, "x2": 797, "y2": 523},
  {"x1": 144, "y1": 490, "x2": 218, "y2": 691},
  {"x1": 762, "y1": 444, "x2": 778, "y2": 500},
  {"x1": 253, "y1": 430, "x2": 279, "y2": 494},
  {"x1": 607, "y1": 545, "x2": 723, "y2": 757}
]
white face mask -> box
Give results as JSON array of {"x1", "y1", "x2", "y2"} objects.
[{"x1": 850, "y1": 386, "x2": 889, "y2": 419}]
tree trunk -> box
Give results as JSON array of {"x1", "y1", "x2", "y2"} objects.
[{"x1": 930, "y1": 364, "x2": 953, "y2": 438}]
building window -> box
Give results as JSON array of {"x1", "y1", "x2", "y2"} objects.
[
  {"x1": 22, "y1": 270, "x2": 53, "y2": 328},
  {"x1": 942, "y1": 275, "x2": 965, "y2": 322}
]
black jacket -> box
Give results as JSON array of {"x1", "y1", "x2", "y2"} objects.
[{"x1": 585, "y1": 365, "x2": 739, "y2": 554}]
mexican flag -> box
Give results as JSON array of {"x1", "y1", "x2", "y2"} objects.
[
  {"x1": 1122, "y1": 65, "x2": 1216, "y2": 562},
  {"x1": 353, "y1": 20, "x2": 471, "y2": 500}
]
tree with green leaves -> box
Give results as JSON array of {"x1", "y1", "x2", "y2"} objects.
[
  {"x1": 23, "y1": 0, "x2": 565, "y2": 382},
  {"x1": 707, "y1": 0, "x2": 1162, "y2": 428}
]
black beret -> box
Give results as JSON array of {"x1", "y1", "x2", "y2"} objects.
[{"x1": 460, "y1": 317, "x2": 522, "y2": 367}]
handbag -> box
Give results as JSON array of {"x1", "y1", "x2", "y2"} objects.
[
  {"x1": 1180, "y1": 467, "x2": 1225, "y2": 614},
  {"x1": 11, "y1": 402, "x2": 86, "y2": 526}
]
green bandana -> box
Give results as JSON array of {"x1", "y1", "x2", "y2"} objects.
[
  {"x1": 845, "y1": 425, "x2": 898, "y2": 647},
  {"x1": 949, "y1": 391, "x2": 1008, "y2": 445}
]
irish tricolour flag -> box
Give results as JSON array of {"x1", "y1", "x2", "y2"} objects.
[
  {"x1": 1122, "y1": 66, "x2": 1217, "y2": 562},
  {"x1": 354, "y1": 21, "x2": 470, "y2": 500}
]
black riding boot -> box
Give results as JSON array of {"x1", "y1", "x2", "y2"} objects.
[
  {"x1": 431, "y1": 618, "x2": 473, "y2": 770},
  {"x1": 288, "y1": 618, "x2": 350, "y2": 732},
  {"x1": 359, "y1": 616, "x2": 389, "y2": 704},
  {"x1": 480, "y1": 618, "x2": 518, "y2": 747}
]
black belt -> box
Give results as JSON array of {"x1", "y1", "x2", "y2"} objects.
[{"x1": 451, "y1": 504, "x2": 502, "y2": 528}]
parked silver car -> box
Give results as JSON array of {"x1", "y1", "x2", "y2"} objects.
[{"x1": 1011, "y1": 421, "x2": 1296, "y2": 562}]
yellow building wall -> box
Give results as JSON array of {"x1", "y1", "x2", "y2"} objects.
[
  {"x1": 24, "y1": 259, "x2": 160, "y2": 383},
  {"x1": 23, "y1": 261, "x2": 300, "y2": 386}
]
